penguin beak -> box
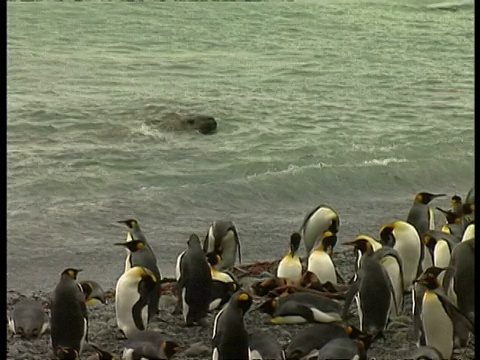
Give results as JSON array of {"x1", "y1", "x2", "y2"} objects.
[{"x1": 113, "y1": 242, "x2": 127, "y2": 246}]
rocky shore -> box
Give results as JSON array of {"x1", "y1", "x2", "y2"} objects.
[{"x1": 7, "y1": 258, "x2": 475, "y2": 360}]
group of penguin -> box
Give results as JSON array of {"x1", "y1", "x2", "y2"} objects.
[{"x1": 7, "y1": 186, "x2": 475, "y2": 360}]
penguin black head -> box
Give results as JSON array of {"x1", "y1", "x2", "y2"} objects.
[
  {"x1": 61, "y1": 268, "x2": 82, "y2": 280},
  {"x1": 415, "y1": 192, "x2": 447, "y2": 205},
  {"x1": 321, "y1": 230, "x2": 338, "y2": 253},
  {"x1": 89, "y1": 344, "x2": 116, "y2": 360},
  {"x1": 422, "y1": 234, "x2": 436, "y2": 252},
  {"x1": 379, "y1": 224, "x2": 396, "y2": 247},
  {"x1": 346, "y1": 324, "x2": 376, "y2": 350},
  {"x1": 55, "y1": 346, "x2": 79, "y2": 360},
  {"x1": 206, "y1": 251, "x2": 222, "y2": 267},
  {"x1": 79, "y1": 281, "x2": 107, "y2": 305},
  {"x1": 289, "y1": 232, "x2": 302, "y2": 254},
  {"x1": 436, "y1": 207, "x2": 461, "y2": 224},
  {"x1": 113, "y1": 239, "x2": 146, "y2": 252},
  {"x1": 233, "y1": 291, "x2": 253, "y2": 315},
  {"x1": 463, "y1": 203, "x2": 475, "y2": 215},
  {"x1": 187, "y1": 233, "x2": 201, "y2": 246},
  {"x1": 413, "y1": 266, "x2": 446, "y2": 289},
  {"x1": 256, "y1": 298, "x2": 278, "y2": 316},
  {"x1": 451, "y1": 195, "x2": 462, "y2": 206},
  {"x1": 161, "y1": 340, "x2": 182, "y2": 360},
  {"x1": 344, "y1": 237, "x2": 373, "y2": 254},
  {"x1": 117, "y1": 219, "x2": 138, "y2": 228}
]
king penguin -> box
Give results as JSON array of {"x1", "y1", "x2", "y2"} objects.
[
  {"x1": 413, "y1": 266, "x2": 474, "y2": 360},
  {"x1": 176, "y1": 233, "x2": 212, "y2": 327},
  {"x1": 8, "y1": 298, "x2": 49, "y2": 339},
  {"x1": 122, "y1": 330, "x2": 182, "y2": 360},
  {"x1": 115, "y1": 266, "x2": 157, "y2": 338},
  {"x1": 343, "y1": 241, "x2": 396, "y2": 337},
  {"x1": 408, "y1": 345, "x2": 443, "y2": 360},
  {"x1": 306, "y1": 230, "x2": 338, "y2": 286},
  {"x1": 78, "y1": 280, "x2": 108, "y2": 305},
  {"x1": 435, "y1": 207, "x2": 467, "y2": 241},
  {"x1": 284, "y1": 322, "x2": 371, "y2": 360},
  {"x1": 379, "y1": 220, "x2": 423, "y2": 292},
  {"x1": 276, "y1": 232, "x2": 303, "y2": 281},
  {"x1": 212, "y1": 290, "x2": 253, "y2": 360},
  {"x1": 406, "y1": 191, "x2": 446, "y2": 237},
  {"x1": 343, "y1": 235, "x2": 404, "y2": 318},
  {"x1": 203, "y1": 220, "x2": 241, "y2": 270},
  {"x1": 248, "y1": 331, "x2": 286, "y2": 360},
  {"x1": 422, "y1": 230, "x2": 459, "y2": 269},
  {"x1": 50, "y1": 268, "x2": 88, "y2": 357},
  {"x1": 444, "y1": 236, "x2": 475, "y2": 325},
  {"x1": 206, "y1": 251, "x2": 239, "y2": 311},
  {"x1": 114, "y1": 238, "x2": 162, "y2": 319},
  {"x1": 299, "y1": 204, "x2": 340, "y2": 256}
]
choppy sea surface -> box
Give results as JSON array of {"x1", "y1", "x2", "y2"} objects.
[{"x1": 7, "y1": 0, "x2": 474, "y2": 294}]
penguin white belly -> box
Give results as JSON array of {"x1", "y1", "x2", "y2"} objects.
[
  {"x1": 380, "y1": 256, "x2": 403, "y2": 316},
  {"x1": 461, "y1": 224, "x2": 475, "y2": 242},
  {"x1": 299, "y1": 349, "x2": 319, "y2": 360},
  {"x1": 307, "y1": 251, "x2": 337, "y2": 284},
  {"x1": 433, "y1": 240, "x2": 451, "y2": 268},
  {"x1": 175, "y1": 251, "x2": 186, "y2": 281},
  {"x1": 310, "y1": 308, "x2": 342, "y2": 323},
  {"x1": 7, "y1": 316, "x2": 15, "y2": 334},
  {"x1": 277, "y1": 256, "x2": 302, "y2": 280},
  {"x1": 249, "y1": 349, "x2": 262, "y2": 360},
  {"x1": 303, "y1": 209, "x2": 334, "y2": 252},
  {"x1": 115, "y1": 278, "x2": 143, "y2": 338},
  {"x1": 212, "y1": 347, "x2": 219, "y2": 360},
  {"x1": 79, "y1": 318, "x2": 88, "y2": 354},
  {"x1": 182, "y1": 288, "x2": 189, "y2": 324},
  {"x1": 211, "y1": 269, "x2": 234, "y2": 284},
  {"x1": 422, "y1": 291, "x2": 454, "y2": 360},
  {"x1": 217, "y1": 231, "x2": 237, "y2": 269},
  {"x1": 354, "y1": 293, "x2": 364, "y2": 331},
  {"x1": 271, "y1": 316, "x2": 308, "y2": 324},
  {"x1": 206, "y1": 227, "x2": 215, "y2": 253},
  {"x1": 392, "y1": 232, "x2": 421, "y2": 291},
  {"x1": 209, "y1": 298, "x2": 223, "y2": 312},
  {"x1": 124, "y1": 253, "x2": 132, "y2": 273}
]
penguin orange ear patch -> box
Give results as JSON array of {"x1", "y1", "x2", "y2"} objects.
[
  {"x1": 67, "y1": 270, "x2": 76, "y2": 279},
  {"x1": 237, "y1": 292, "x2": 250, "y2": 301}
]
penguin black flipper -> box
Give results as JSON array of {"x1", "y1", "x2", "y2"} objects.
[
  {"x1": 231, "y1": 225, "x2": 242, "y2": 264},
  {"x1": 412, "y1": 283, "x2": 426, "y2": 346},
  {"x1": 299, "y1": 205, "x2": 323, "y2": 232},
  {"x1": 374, "y1": 247, "x2": 402, "y2": 314},
  {"x1": 132, "y1": 276, "x2": 156, "y2": 330},
  {"x1": 342, "y1": 280, "x2": 360, "y2": 320},
  {"x1": 273, "y1": 301, "x2": 316, "y2": 323},
  {"x1": 433, "y1": 287, "x2": 474, "y2": 333}
]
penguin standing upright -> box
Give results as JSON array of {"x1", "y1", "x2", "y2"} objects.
[
  {"x1": 276, "y1": 232, "x2": 303, "y2": 281},
  {"x1": 343, "y1": 242, "x2": 396, "y2": 337},
  {"x1": 300, "y1": 204, "x2": 340, "y2": 256},
  {"x1": 117, "y1": 219, "x2": 162, "y2": 317},
  {"x1": 406, "y1": 192, "x2": 446, "y2": 236},
  {"x1": 203, "y1": 220, "x2": 241, "y2": 270},
  {"x1": 176, "y1": 233, "x2": 212, "y2": 327},
  {"x1": 114, "y1": 237, "x2": 162, "y2": 319},
  {"x1": 413, "y1": 266, "x2": 474, "y2": 360},
  {"x1": 115, "y1": 266, "x2": 157, "y2": 338},
  {"x1": 50, "y1": 268, "x2": 88, "y2": 358},
  {"x1": 422, "y1": 230, "x2": 459, "y2": 268},
  {"x1": 435, "y1": 207, "x2": 467, "y2": 241},
  {"x1": 343, "y1": 235, "x2": 404, "y2": 318},
  {"x1": 444, "y1": 237, "x2": 475, "y2": 325},
  {"x1": 306, "y1": 230, "x2": 338, "y2": 286},
  {"x1": 212, "y1": 291, "x2": 253, "y2": 360},
  {"x1": 379, "y1": 220, "x2": 423, "y2": 291}
]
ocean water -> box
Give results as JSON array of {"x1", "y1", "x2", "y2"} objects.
[{"x1": 7, "y1": 0, "x2": 474, "y2": 294}]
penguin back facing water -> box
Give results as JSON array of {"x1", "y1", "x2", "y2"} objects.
[
  {"x1": 203, "y1": 220, "x2": 241, "y2": 270},
  {"x1": 300, "y1": 204, "x2": 340, "y2": 256},
  {"x1": 50, "y1": 268, "x2": 88, "y2": 356},
  {"x1": 177, "y1": 233, "x2": 212, "y2": 326}
]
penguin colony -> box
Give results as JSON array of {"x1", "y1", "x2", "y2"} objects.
[{"x1": 6, "y1": 187, "x2": 475, "y2": 360}]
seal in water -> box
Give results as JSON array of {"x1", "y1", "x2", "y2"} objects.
[{"x1": 146, "y1": 112, "x2": 218, "y2": 135}]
